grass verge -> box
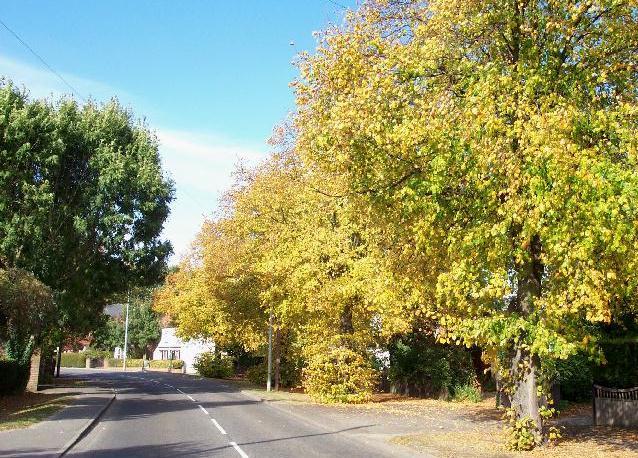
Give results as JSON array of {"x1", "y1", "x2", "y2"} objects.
[
  {"x1": 393, "y1": 426, "x2": 638, "y2": 458},
  {"x1": 0, "y1": 392, "x2": 73, "y2": 431}
]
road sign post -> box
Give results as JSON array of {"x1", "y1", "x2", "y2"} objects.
[{"x1": 267, "y1": 308, "x2": 273, "y2": 392}]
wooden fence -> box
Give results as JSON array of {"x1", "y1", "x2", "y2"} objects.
[{"x1": 593, "y1": 384, "x2": 638, "y2": 426}]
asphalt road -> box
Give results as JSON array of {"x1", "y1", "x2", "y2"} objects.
[{"x1": 63, "y1": 369, "x2": 404, "y2": 458}]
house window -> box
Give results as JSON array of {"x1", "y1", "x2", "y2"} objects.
[{"x1": 159, "y1": 349, "x2": 180, "y2": 360}]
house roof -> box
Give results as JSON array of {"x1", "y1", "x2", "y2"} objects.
[{"x1": 104, "y1": 303, "x2": 125, "y2": 319}]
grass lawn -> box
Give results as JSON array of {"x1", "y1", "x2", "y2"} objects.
[
  {"x1": 393, "y1": 426, "x2": 638, "y2": 458},
  {"x1": 0, "y1": 391, "x2": 73, "y2": 431}
]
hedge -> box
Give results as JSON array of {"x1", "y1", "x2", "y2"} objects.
[
  {"x1": 106, "y1": 358, "x2": 144, "y2": 368},
  {"x1": 194, "y1": 352, "x2": 234, "y2": 378},
  {"x1": 148, "y1": 359, "x2": 183, "y2": 369},
  {"x1": 61, "y1": 352, "x2": 87, "y2": 368},
  {"x1": 0, "y1": 360, "x2": 29, "y2": 394}
]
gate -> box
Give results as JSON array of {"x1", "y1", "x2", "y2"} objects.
[{"x1": 593, "y1": 384, "x2": 638, "y2": 426}]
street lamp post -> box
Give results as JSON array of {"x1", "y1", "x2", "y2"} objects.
[
  {"x1": 267, "y1": 308, "x2": 273, "y2": 392},
  {"x1": 123, "y1": 295, "x2": 130, "y2": 372}
]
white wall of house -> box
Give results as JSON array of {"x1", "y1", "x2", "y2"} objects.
[{"x1": 152, "y1": 327, "x2": 215, "y2": 374}]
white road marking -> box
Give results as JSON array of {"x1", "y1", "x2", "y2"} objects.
[
  {"x1": 176, "y1": 388, "x2": 185, "y2": 394},
  {"x1": 211, "y1": 418, "x2": 227, "y2": 435},
  {"x1": 198, "y1": 404, "x2": 208, "y2": 415},
  {"x1": 230, "y1": 441, "x2": 249, "y2": 458},
  {"x1": 187, "y1": 395, "x2": 196, "y2": 402}
]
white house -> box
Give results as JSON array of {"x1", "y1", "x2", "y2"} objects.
[{"x1": 152, "y1": 328, "x2": 214, "y2": 374}]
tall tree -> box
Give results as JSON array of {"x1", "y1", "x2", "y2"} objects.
[
  {"x1": 294, "y1": 0, "x2": 638, "y2": 447},
  {"x1": 0, "y1": 82, "x2": 174, "y2": 361},
  {"x1": 93, "y1": 288, "x2": 161, "y2": 358}
]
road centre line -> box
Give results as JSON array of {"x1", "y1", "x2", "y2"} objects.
[
  {"x1": 230, "y1": 441, "x2": 249, "y2": 458},
  {"x1": 211, "y1": 418, "x2": 227, "y2": 435},
  {"x1": 198, "y1": 404, "x2": 208, "y2": 415}
]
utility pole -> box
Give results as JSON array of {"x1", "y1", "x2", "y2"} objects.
[
  {"x1": 267, "y1": 308, "x2": 273, "y2": 392},
  {"x1": 123, "y1": 293, "x2": 130, "y2": 372}
]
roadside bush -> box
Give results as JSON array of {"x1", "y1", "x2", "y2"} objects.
[
  {"x1": 549, "y1": 341, "x2": 638, "y2": 402},
  {"x1": 551, "y1": 353, "x2": 594, "y2": 402},
  {"x1": 388, "y1": 332, "x2": 475, "y2": 398},
  {"x1": 60, "y1": 352, "x2": 87, "y2": 368},
  {"x1": 84, "y1": 348, "x2": 111, "y2": 360},
  {"x1": 0, "y1": 360, "x2": 29, "y2": 394},
  {"x1": 303, "y1": 346, "x2": 377, "y2": 403},
  {"x1": 451, "y1": 384, "x2": 482, "y2": 403},
  {"x1": 194, "y1": 352, "x2": 234, "y2": 378},
  {"x1": 148, "y1": 359, "x2": 184, "y2": 369},
  {"x1": 246, "y1": 363, "x2": 268, "y2": 385},
  {"x1": 106, "y1": 358, "x2": 144, "y2": 368},
  {"x1": 245, "y1": 358, "x2": 303, "y2": 388},
  {"x1": 596, "y1": 341, "x2": 638, "y2": 389}
]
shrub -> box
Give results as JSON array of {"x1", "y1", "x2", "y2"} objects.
[
  {"x1": 388, "y1": 332, "x2": 475, "y2": 398},
  {"x1": 61, "y1": 352, "x2": 87, "y2": 368},
  {"x1": 596, "y1": 341, "x2": 638, "y2": 389},
  {"x1": 246, "y1": 363, "x2": 268, "y2": 385},
  {"x1": 0, "y1": 360, "x2": 29, "y2": 394},
  {"x1": 303, "y1": 346, "x2": 377, "y2": 403},
  {"x1": 451, "y1": 384, "x2": 482, "y2": 403},
  {"x1": 550, "y1": 353, "x2": 594, "y2": 402},
  {"x1": 84, "y1": 348, "x2": 111, "y2": 360},
  {"x1": 148, "y1": 359, "x2": 184, "y2": 369},
  {"x1": 194, "y1": 352, "x2": 234, "y2": 378},
  {"x1": 547, "y1": 341, "x2": 638, "y2": 402},
  {"x1": 245, "y1": 358, "x2": 303, "y2": 388}
]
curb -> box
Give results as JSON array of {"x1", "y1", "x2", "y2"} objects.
[{"x1": 57, "y1": 390, "x2": 116, "y2": 457}]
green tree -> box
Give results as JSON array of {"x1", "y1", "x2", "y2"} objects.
[
  {"x1": 0, "y1": 82, "x2": 173, "y2": 364},
  {"x1": 294, "y1": 0, "x2": 638, "y2": 447},
  {"x1": 0, "y1": 268, "x2": 54, "y2": 364},
  {"x1": 93, "y1": 288, "x2": 161, "y2": 358}
]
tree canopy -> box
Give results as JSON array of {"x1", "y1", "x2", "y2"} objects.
[
  {"x1": 93, "y1": 288, "x2": 162, "y2": 358},
  {"x1": 0, "y1": 82, "x2": 174, "y2": 361},
  {"x1": 155, "y1": 0, "x2": 638, "y2": 449},
  {"x1": 293, "y1": 0, "x2": 638, "y2": 447}
]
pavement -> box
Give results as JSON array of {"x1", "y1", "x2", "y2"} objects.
[
  {"x1": 1, "y1": 369, "x2": 424, "y2": 458},
  {"x1": 0, "y1": 380, "x2": 115, "y2": 458}
]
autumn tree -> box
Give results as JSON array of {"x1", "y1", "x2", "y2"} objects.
[
  {"x1": 294, "y1": 0, "x2": 638, "y2": 447},
  {"x1": 155, "y1": 131, "x2": 407, "y2": 396}
]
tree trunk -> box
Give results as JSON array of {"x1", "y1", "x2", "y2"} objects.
[
  {"x1": 340, "y1": 301, "x2": 354, "y2": 335},
  {"x1": 510, "y1": 234, "x2": 544, "y2": 444},
  {"x1": 510, "y1": 349, "x2": 542, "y2": 438}
]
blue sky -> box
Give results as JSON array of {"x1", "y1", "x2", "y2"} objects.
[{"x1": 0, "y1": 1, "x2": 354, "y2": 262}]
